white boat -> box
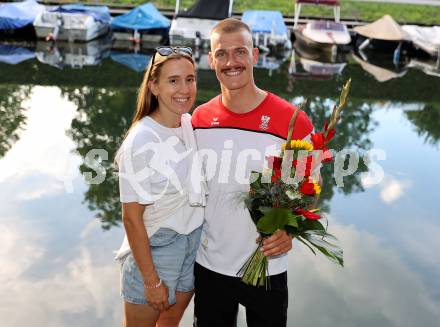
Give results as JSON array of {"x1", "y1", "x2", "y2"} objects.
[
  {"x1": 169, "y1": 0, "x2": 233, "y2": 46},
  {"x1": 241, "y1": 10, "x2": 291, "y2": 51},
  {"x1": 294, "y1": 20, "x2": 351, "y2": 61},
  {"x1": 402, "y1": 25, "x2": 440, "y2": 57},
  {"x1": 33, "y1": 4, "x2": 111, "y2": 42},
  {"x1": 298, "y1": 21, "x2": 350, "y2": 46}
]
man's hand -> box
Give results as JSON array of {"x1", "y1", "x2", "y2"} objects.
[{"x1": 260, "y1": 230, "x2": 293, "y2": 257}]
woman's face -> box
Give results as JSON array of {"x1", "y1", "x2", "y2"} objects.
[{"x1": 151, "y1": 58, "x2": 196, "y2": 117}]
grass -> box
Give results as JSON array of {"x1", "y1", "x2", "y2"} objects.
[
  {"x1": 40, "y1": 0, "x2": 440, "y2": 25},
  {"x1": 131, "y1": 0, "x2": 440, "y2": 25}
]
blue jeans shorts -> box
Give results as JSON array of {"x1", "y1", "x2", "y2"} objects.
[{"x1": 119, "y1": 226, "x2": 202, "y2": 305}]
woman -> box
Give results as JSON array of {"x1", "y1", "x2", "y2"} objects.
[{"x1": 115, "y1": 47, "x2": 206, "y2": 327}]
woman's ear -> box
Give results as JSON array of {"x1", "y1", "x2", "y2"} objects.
[{"x1": 149, "y1": 81, "x2": 158, "y2": 97}]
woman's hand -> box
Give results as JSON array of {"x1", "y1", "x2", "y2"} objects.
[{"x1": 144, "y1": 280, "x2": 170, "y2": 312}]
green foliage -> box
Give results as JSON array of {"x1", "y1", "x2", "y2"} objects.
[
  {"x1": 256, "y1": 207, "x2": 299, "y2": 234},
  {"x1": 64, "y1": 86, "x2": 138, "y2": 230},
  {"x1": 405, "y1": 103, "x2": 440, "y2": 146},
  {"x1": 92, "y1": 0, "x2": 440, "y2": 24},
  {"x1": 0, "y1": 86, "x2": 32, "y2": 158}
]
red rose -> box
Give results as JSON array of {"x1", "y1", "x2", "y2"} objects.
[{"x1": 299, "y1": 180, "x2": 316, "y2": 195}]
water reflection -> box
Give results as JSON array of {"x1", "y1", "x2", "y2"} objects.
[
  {"x1": 35, "y1": 38, "x2": 112, "y2": 69},
  {"x1": 0, "y1": 44, "x2": 35, "y2": 64},
  {"x1": 0, "y1": 85, "x2": 32, "y2": 157},
  {"x1": 405, "y1": 103, "x2": 440, "y2": 146},
  {"x1": 63, "y1": 86, "x2": 137, "y2": 229},
  {"x1": 299, "y1": 97, "x2": 376, "y2": 211},
  {"x1": 1, "y1": 48, "x2": 440, "y2": 326}
]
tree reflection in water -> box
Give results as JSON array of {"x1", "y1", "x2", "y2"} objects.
[
  {"x1": 405, "y1": 103, "x2": 440, "y2": 147},
  {"x1": 300, "y1": 97, "x2": 376, "y2": 212},
  {"x1": 0, "y1": 85, "x2": 32, "y2": 158},
  {"x1": 64, "y1": 86, "x2": 136, "y2": 230}
]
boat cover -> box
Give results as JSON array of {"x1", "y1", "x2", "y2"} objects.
[
  {"x1": 242, "y1": 10, "x2": 287, "y2": 36},
  {"x1": 111, "y1": 3, "x2": 169, "y2": 31},
  {"x1": 178, "y1": 0, "x2": 231, "y2": 20},
  {"x1": 354, "y1": 15, "x2": 409, "y2": 41},
  {"x1": 0, "y1": 44, "x2": 35, "y2": 64},
  {"x1": 402, "y1": 25, "x2": 440, "y2": 56},
  {"x1": 0, "y1": 0, "x2": 45, "y2": 30},
  {"x1": 51, "y1": 4, "x2": 112, "y2": 24},
  {"x1": 111, "y1": 52, "x2": 152, "y2": 72}
]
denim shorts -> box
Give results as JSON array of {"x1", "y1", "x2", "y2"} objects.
[{"x1": 120, "y1": 226, "x2": 202, "y2": 305}]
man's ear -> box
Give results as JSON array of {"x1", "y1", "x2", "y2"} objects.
[
  {"x1": 252, "y1": 47, "x2": 259, "y2": 65},
  {"x1": 208, "y1": 52, "x2": 215, "y2": 70}
]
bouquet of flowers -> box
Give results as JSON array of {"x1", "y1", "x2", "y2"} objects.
[{"x1": 237, "y1": 79, "x2": 351, "y2": 288}]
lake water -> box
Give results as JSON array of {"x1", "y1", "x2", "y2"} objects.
[{"x1": 1, "y1": 41, "x2": 440, "y2": 326}]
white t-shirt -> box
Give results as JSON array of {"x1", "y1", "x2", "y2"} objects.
[{"x1": 115, "y1": 116, "x2": 204, "y2": 259}]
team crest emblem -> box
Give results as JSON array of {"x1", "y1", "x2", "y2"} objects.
[
  {"x1": 211, "y1": 117, "x2": 220, "y2": 126},
  {"x1": 259, "y1": 115, "x2": 270, "y2": 130}
]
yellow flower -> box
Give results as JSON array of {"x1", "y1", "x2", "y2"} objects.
[
  {"x1": 281, "y1": 139, "x2": 314, "y2": 151},
  {"x1": 313, "y1": 183, "x2": 321, "y2": 195}
]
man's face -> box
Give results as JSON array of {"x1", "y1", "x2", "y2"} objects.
[{"x1": 209, "y1": 30, "x2": 258, "y2": 91}]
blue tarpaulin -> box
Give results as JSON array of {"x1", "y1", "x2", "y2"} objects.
[
  {"x1": 51, "y1": 4, "x2": 112, "y2": 24},
  {"x1": 111, "y1": 52, "x2": 151, "y2": 72},
  {"x1": 111, "y1": 3, "x2": 170, "y2": 31},
  {"x1": 242, "y1": 10, "x2": 288, "y2": 36},
  {"x1": 0, "y1": 0, "x2": 44, "y2": 30},
  {"x1": 0, "y1": 44, "x2": 35, "y2": 64}
]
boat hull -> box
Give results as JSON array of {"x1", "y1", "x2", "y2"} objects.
[
  {"x1": 34, "y1": 12, "x2": 110, "y2": 42},
  {"x1": 169, "y1": 17, "x2": 220, "y2": 46}
]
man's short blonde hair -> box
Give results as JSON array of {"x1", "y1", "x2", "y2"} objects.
[{"x1": 211, "y1": 18, "x2": 252, "y2": 36}]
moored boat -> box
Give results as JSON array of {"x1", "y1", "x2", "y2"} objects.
[
  {"x1": 0, "y1": 0, "x2": 45, "y2": 38},
  {"x1": 111, "y1": 3, "x2": 170, "y2": 47},
  {"x1": 293, "y1": 20, "x2": 351, "y2": 61},
  {"x1": 0, "y1": 0, "x2": 44, "y2": 30},
  {"x1": 33, "y1": 4, "x2": 112, "y2": 42},
  {"x1": 169, "y1": 0, "x2": 233, "y2": 46},
  {"x1": 241, "y1": 10, "x2": 291, "y2": 52},
  {"x1": 402, "y1": 25, "x2": 440, "y2": 58}
]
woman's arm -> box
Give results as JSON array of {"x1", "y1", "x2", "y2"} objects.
[{"x1": 122, "y1": 202, "x2": 169, "y2": 312}]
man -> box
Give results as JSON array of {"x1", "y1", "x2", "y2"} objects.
[{"x1": 191, "y1": 18, "x2": 314, "y2": 327}]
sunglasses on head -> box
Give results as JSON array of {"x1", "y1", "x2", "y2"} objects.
[
  {"x1": 147, "y1": 46, "x2": 193, "y2": 82},
  {"x1": 155, "y1": 46, "x2": 193, "y2": 57}
]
